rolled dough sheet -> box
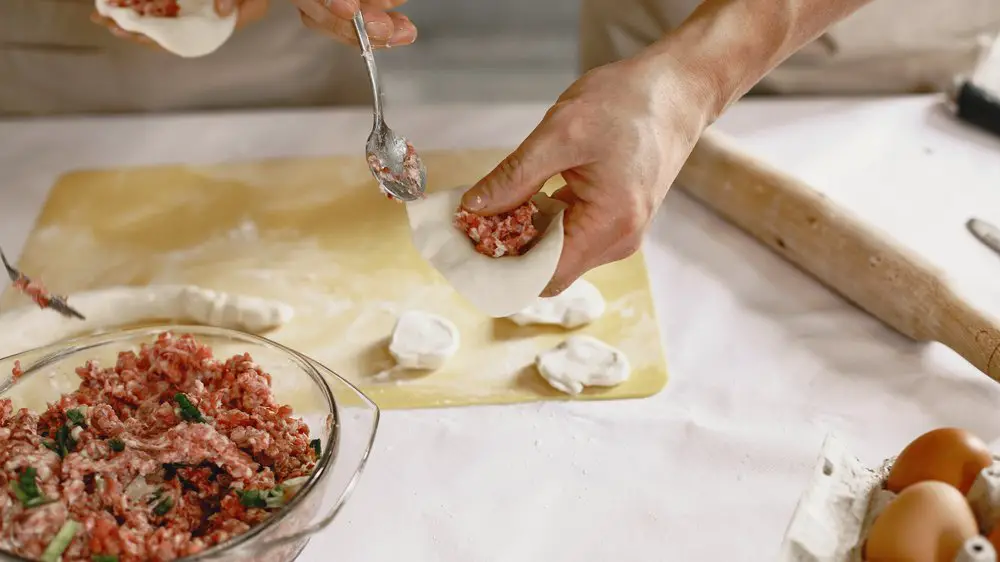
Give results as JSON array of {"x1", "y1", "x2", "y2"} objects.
[
  {"x1": 405, "y1": 186, "x2": 567, "y2": 318},
  {"x1": 0, "y1": 284, "x2": 293, "y2": 358},
  {"x1": 95, "y1": 0, "x2": 237, "y2": 58}
]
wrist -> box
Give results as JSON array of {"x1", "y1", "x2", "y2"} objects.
[{"x1": 640, "y1": 0, "x2": 790, "y2": 123}]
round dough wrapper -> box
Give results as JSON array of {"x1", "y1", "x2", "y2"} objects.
[
  {"x1": 95, "y1": 0, "x2": 237, "y2": 58},
  {"x1": 388, "y1": 311, "x2": 460, "y2": 370},
  {"x1": 508, "y1": 278, "x2": 605, "y2": 328},
  {"x1": 535, "y1": 335, "x2": 630, "y2": 395},
  {"x1": 406, "y1": 186, "x2": 567, "y2": 318}
]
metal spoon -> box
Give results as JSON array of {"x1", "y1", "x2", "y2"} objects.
[{"x1": 353, "y1": 11, "x2": 427, "y2": 202}]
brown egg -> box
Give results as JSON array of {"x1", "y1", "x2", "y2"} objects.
[
  {"x1": 886, "y1": 427, "x2": 993, "y2": 494},
  {"x1": 864, "y1": 481, "x2": 979, "y2": 562}
]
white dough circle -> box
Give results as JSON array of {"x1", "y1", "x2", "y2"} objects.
[
  {"x1": 95, "y1": 0, "x2": 237, "y2": 58},
  {"x1": 388, "y1": 311, "x2": 460, "y2": 370},
  {"x1": 508, "y1": 278, "x2": 605, "y2": 329},
  {"x1": 406, "y1": 186, "x2": 567, "y2": 318},
  {"x1": 535, "y1": 335, "x2": 630, "y2": 395},
  {"x1": 0, "y1": 284, "x2": 294, "y2": 358}
]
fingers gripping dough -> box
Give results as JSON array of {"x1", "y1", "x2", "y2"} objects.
[
  {"x1": 388, "y1": 311, "x2": 460, "y2": 370},
  {"x1": 405, "y1": 186, "x2": 567, "y2": 318},
  {"x1": 0, "y1": 284, "x2": 294, "y2": 358},
  {"x1": 535, "y1": 335, "x2": 630, "y2": 395},
  {"x1": 508, "y1": 279, "x2": 605, "y2": 328},
  {"x1": 95, "y1": 0, "x2": 237, "y2": 58}
]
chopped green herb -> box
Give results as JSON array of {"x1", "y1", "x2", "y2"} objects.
[
  {"x1": 150, "y1": 487, "x2": 164, "y2": 502},
  {"x1": 51, "y1": 425, "x2": 76, "y2": 458},
  {"x1": 92, "y1": 555, "x2": 119, "y2": 562},
  {"x1": 65, "y1": 408, "x2": 85, "y2": 427},
  {"x1": 235, "y1": 487, "x2": 286, "y2": 510},
  {"x1": 108, "y1": 438, "x2": 125, "y2": 452},
  {"x1": 174, "y1": 393, "x2": 205, "y2": 423},
  {"x1": 152, "y1": 496, "x2": 173, "y2": 516},
  {"x1": 9, "y1": 467, "x2": 48, "y2": 508},
  {"x1": 309, "y1": 438, "x2": 321, "y2": 457},
  {"x1": 40, "y1": 519, "x2": 78, "y2": 562}
]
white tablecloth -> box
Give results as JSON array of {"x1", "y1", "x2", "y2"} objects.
[{"x1": 2, "y1": 96, "x2": 1000, "y2": 561}]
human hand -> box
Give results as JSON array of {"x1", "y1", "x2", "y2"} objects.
[
  {"x1": 460, "y1": 53, "x2": 716, "y2": 296},
  {"x1": 289, "y1": 0, "x2": 417, "y2": 48},
  {"x1": 91, "y1": 0, "x2": 268, "y2": 46}
]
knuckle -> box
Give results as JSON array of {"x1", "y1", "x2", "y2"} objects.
[
  {"x1": 615, "y1": 234, "x2": 643, "y2": 260},
  {"x1": 612, "y1": 206, "x2": 646, "y2": 240}
]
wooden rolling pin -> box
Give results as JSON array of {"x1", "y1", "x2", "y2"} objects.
[{"x1": 676, "y1": 128, "x2": 1000, "y2": 381}]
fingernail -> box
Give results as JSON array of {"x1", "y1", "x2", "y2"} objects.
[
  {"x1": 388, "y1": 28, "x2": 415, "y2": 46},
  {"x1": 110, "y1": 27, "x2": 129, "y2": 38},
  {"x1": 216, "y1": 0, "x2": 234, "y2": 14},
  {"x1": 540, "y1": 284, "x2": 562, "y2": 298},
  {"x1": 365, "y1": 22, "x2": 390, "y2": 40},
  {"x1": 461, "y1": 190, "x2": 485, "y2": 211}
]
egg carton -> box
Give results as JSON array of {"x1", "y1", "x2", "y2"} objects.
[{"x1": 778, "y1": 434, "x2": 1000, "y2": 562}]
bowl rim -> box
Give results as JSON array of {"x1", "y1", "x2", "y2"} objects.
[{"x1": 0, "y1": 325, "x2": 363, "y2": 562}]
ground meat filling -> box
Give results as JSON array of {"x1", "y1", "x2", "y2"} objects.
[
  {"x1": 454, "y1": 200, "x2": 540, "y2": 258},
  {"x1": 104, "y1": 0, "x2": 180, "y2": 17},
  {"x1": 0, "y1": 332, "x2": 320, "y2": 562},
  {"x1": 366, "y1": 140, "x2": 423, "y2": 202},
  {"x1": 12, "y1": 276, "x2": 55, "y2": 310}
]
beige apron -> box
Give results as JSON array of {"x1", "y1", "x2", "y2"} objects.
[
  {"x1": 581, "y1": 0, "x2": 1000, "y2": 94},
  {"x1": 0, "y1": 0, "x2": 370, "y2": 116}
]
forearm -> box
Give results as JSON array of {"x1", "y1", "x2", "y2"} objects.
[{"x1": 644, "y1": 0, "x2": 875, "y2": 121}]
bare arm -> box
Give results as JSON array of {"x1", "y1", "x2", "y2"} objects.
[{"x1": 645, "y1": 0, "x2": 877, "y2": 121}]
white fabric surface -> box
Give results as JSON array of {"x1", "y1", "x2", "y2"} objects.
[{"x1": 1, "y1": 97, "x2": 1000, "y2": 561}]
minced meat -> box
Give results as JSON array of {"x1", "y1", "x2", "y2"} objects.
[
  {"x1": 104, "y1": 0, "x2": 180, "y2": 17},
  {"x1": 454, "y1": 200, "x2": 540, "y2": 258},
  {"x1": 12, "y1": 276, "x2": 55, "y2": 310},
  {"x1": 0, "y1": 332, "x2": 320, "y2": 562}
]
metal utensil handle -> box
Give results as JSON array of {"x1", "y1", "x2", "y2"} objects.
[{"x1": 352, "y1": 12, "x2": 384, "y2": 127}]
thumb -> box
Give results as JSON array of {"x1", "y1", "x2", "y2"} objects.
[
  {"x1": 462, "y1": 114, "x2": 579, "y2": 216},
  {"x1": 215, "y1": 0, "x2": 235, "y2": 16}
]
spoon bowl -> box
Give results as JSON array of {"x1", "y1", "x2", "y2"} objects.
[{"x1": 365, "y1": 121, "x2": 427, "y2": 202}]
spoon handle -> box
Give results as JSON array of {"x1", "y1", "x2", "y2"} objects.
[{"x1": 353, "y1": 12, "x2": 384, "y2": 126}]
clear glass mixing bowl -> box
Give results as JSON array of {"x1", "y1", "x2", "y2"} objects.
[{"x1": 0, "y1": 325, "x2": 379, "y2": 562}]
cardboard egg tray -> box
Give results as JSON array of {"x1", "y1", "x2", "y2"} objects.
[{"x1": 778, "y1": 434, "x2": 1000, "y2": 562}]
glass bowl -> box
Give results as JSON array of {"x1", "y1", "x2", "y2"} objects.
[{"x1": 0, "y1": 325, "x2": 379, "y2": 562}]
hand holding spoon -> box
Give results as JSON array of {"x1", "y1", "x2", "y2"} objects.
[{"x1": 353, "y1": 11, "x2": 427, "y2": 202}]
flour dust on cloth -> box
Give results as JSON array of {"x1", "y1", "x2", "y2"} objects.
[
  {"x1": 0, "y1": 284, "x2": 294, "y2": 358},
  {"x1": 95, "y1": 0, "x2": 237, "y2": 58},
  {"x1": 406, "y1": 186, "x2": 567, "y2": 318}
]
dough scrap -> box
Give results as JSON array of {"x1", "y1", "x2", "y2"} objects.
[
  {"x1": 406, "y1": 186, "x2": 566, "y2": 318},
  {"x1": 535, "y1": 335, "x2": 630, "y2": 395},
  {"x1": 388, "y1": 310, "x2": 460, "y2": 370},
  {"x1": 0, "y1": 284, "x2": 294, "y2": 358},
  {"x1": 95, "y1": 0, "x2": 237, "y2": 58},
  {"x1": 508, "y1": 278, "x2": 605, "y2": 329}
]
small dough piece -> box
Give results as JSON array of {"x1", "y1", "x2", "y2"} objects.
[
  {"x1": 0, "y1": 284, "x2": 293, "y2": 358},
  {"x1": 388, "y1": 311, "x2": 460, "y2": 370},
  {"x1": 95, "y1": 0, "x2": 237, "y2": 58},
  {"x1": 508, "y1": 278, "x2": 605, "y2": 329},
  {"x1": 406, "y1": 186, "x2": 566, "y2": 318},
  {"x1": 535, "y1": 335, "x2": 630, "y2": 395}
]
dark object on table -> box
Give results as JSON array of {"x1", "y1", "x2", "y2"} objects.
[
  {"x1": 952, "y1": 81, "x2": 1000, "y2": 139},
  {"x1": 967, "y1": 218, "x2": 1000, "y2": 257},
  {"x1": 0, "y1": 247, "x2": 85, "y2": 320}
]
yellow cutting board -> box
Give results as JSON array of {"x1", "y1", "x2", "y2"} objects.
[{"x1": 7, "y1": 149, "x2": 668, "y2": 409}]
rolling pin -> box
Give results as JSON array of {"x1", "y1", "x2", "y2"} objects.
[{"x1": 676, "y1": 128, "x2": 1000, "y2": 381}]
